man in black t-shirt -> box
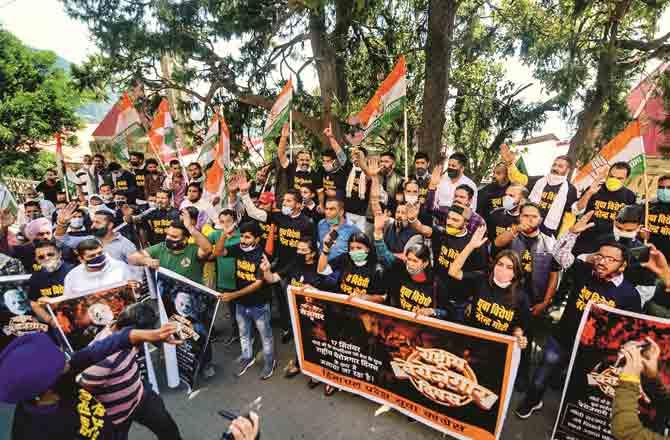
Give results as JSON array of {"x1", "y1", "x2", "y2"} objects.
[
  {"x1": 407, "y1": 204, "x2": 487, "y2": 322},
  {"x1": 487, "y1": 184, "x2": 527, "y2": 242},
  {"x1": 35, "y1": 169, "x2": 63, "y2": 205},
  {"x1": 128, "y1": 152, "x2": 147, "y2": 201},
  {"x1": 477, "y1": 162, "x2": 511, "y2": 222},
  {"x1": 276, "y1": 123, "x2": 323, "y2": 194},
  {"x1": 133, "y1": 189, "x2": 180, "y2": 245},
  {"x1": 28, "y1": 240, "x2": 74, "y2": 325},
  {"x1": 573, "y1": 161, "x2": 637, "y2": 255},
  {"x1": 215, "y1": 222, "x2": 276, "y2": 380},
  {"x1": 648, "y1": 175, "x2": 670, "y2": 259}
]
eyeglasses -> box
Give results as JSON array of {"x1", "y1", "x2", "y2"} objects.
[
  {"x1": 594, "y1": 254, "x2": 623, "y2": 264},
  {"x1": 35, "y1": 252, "x2": 57, "y2": 260}
]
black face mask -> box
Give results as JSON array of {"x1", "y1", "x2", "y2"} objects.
[
  {"x1": 447, "y1": 168, "x2": 460, "y2": 179},
  {"x1": 90, "y1": 225, "x2": 108, "y2": 238},
  {"x1": 166, "y1": 239, "x2": 186, "y2": 251}
]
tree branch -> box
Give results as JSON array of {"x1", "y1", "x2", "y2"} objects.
[{"x1": 617, "y1": 30, "x2": 670, "y2": 51}]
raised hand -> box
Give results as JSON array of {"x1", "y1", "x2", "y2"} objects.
[
  {"x1": 323, "y1": 122, "x2": 334, "y2": 139},
  {"x1": 373, "y1": 210, "x2": 387, "y2": 233},
  {"x1": 281, "y1": 123, "x2": 290, "y2": 138},
  {"x1": 238, "y1": 173, "x2": 251, "y2": 193},
  {"x1": 468, "y1": 225, "x2": 488, "y2": 248},
  {"x1": 500, "y1": 144, "x2": 515, "y2": 165},
  {"x1": 0, "y1": 209, "x2": 15, "y2": 229},
  {"x1": 406, "y1": 202, "x2": 419, "y2": 223},
  {"x1": 260, "y1": 254, "x2": 271, "y2": 273},
  {"x1": 429, "y1": 163, "x2": 443, "y2": 189},
  {"x1": 570, "y1": 211, "x2": 596, "y2": 234},
  {"x1": 227, "y1": 174, "x2": 240, "y2": 193},
  {"x1": 58, "y1": 201, "x2": 79, "y2": 224},
  {"x1": 180, "y1": 209, "x2": 193, "y2": 229},
  {"x1": 588, "y1": 167, "x2": 608, "y2": 194},
  {"x1": 640, "y1": 244, "x2": 670, "y2": 280},
  {"x1": 366, "y1": 156, "x2": 380, "y2": 176}
]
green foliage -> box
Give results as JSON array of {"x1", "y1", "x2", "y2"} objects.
[
  {"x1": 0, "y1": 150, "x2": 57, "y2": 180},
  {"x1": 0, "y1": 27, "x2": 84, "y2": 152}
]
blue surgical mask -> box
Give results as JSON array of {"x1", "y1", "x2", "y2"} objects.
[
  {"x1": 86, "y1": 254, "x2": 106, "y2": 269},
  {"x1": 658, "y1": 188, "x2": 670, "y2": 203}
]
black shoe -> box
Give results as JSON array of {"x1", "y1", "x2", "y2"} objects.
[
  {"x1": 514, "y1": 375, "x2": 529, "y2": 393},
  {"x1": 236, "y1": 357, "x2": 256, "y2": 377},
  {"x1": 515, "y1": 399, "x2": 543, "y2": 419},
  {"x1": 281, "y1": 330, "x2": 292, "y2": 344}
]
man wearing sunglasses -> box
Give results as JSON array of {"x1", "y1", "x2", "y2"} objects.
[
  {"x1": 517, "y1": 210, "x2": 642, "y2": 420},
  {"x1": 27, "y1": 240, "x2": 75, "y2": 325}
]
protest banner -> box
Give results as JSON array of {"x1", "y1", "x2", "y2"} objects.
[
  {"x1": 287, "y1": 286, "x2": 520, "y2": 440},
  {"x1": 552, "y1": 303, "x2": 670, "y2": 440},
  {"x1": 156, "y1": 268, "x2": 220, "y2": 391},
  {"x1": 0, "y1": 274, "x2": 48, "y2": 350}
]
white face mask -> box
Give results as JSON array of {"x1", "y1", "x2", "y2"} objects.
[
  {"x1": 70, "y1": 218, "x2": 84, "y2": 229},
  {"x1": 613, "y1": 226, "x2": 637, "y2": 241},
  {"x1": 405, "y1": 194, "x2": 419, "y2": 205},
  {"x1": 546, "y1": 173, "x2": 567, "y2": 186},
  {"x1": 493, "y1": 277, "x2": 512, "y2": 289},
  {"x1": 502, "y1": 195, "x2": 517, "y2": 211}
]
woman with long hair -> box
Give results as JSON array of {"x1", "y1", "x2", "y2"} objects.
[{"x1": 440, "y1": 226, "x2": 529, "y2": 347}]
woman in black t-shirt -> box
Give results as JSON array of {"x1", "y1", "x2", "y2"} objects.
[
  {"x1": 373, "y1": 212, "x2": 435, "y2": 313},
  {"x1": 440, "y1": 226, "x2": 530, "y2": 348}
]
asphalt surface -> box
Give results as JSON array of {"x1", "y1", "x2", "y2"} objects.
[{"x1": 1, "y1": 310, "x2": 563, "y2": 440}]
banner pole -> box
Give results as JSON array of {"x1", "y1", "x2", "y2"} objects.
[
  {"x1": 289, "y1": 109, "x2": 294, "y2": 163},
  {"x1": 403, "y1": 108, "x2": 409, "y2": 179}
]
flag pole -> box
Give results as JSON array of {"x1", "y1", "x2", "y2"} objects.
[
  {"x1": 289, "y1": 109, "x2": 293, "y2": 163},
  {"x1": 55, "y1": 133, "x2": 70, "y2": 202},
  {"x1": 403, "y1": 108, "x2": 408, "y2": 179}
]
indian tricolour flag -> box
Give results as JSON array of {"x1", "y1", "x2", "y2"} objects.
[
  {"x1": 197, "y1": 113, "x2": 222, "y2": 168},
  {"x1": 350, "y1": 56, "x2": 406, "y2": 145},
  {"x1": 148, "y1": 99, "x2": 178, "y2": 165},
  {"x1": 112, "y1": 92, "x2": 144, "y2": 162},
  {"x1": 204, "y1": 114, "x2": 231, "y2": 202},
  {"x1": 573, "y1": 120, "x2": 647, "y2": 192},
  {"x1": 263, "y1": 79, "x2": 293, "y2": 139}
]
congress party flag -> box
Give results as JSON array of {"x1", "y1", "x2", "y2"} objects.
[
  {"x1": 197, "y1": 113, "x2": 222, "y2": 168},
  {"x1": 573, "y1": 120, "x2": 646, "y2": 192},
  {"x1": 349, "y1": 56, "x2": 407, "y2": 145},
  {"x1": 148, "y1": 99, "x2": 179, "y2": 165},
  {"x1": 204, "y1": 114, "x2": 231, "y2": 200},
  {"x1": 111, "y1": 92, "x2": 144, "y2": 162},
  {"x1": 263, "y1": 79, "x2": 293, "y2": 139}
]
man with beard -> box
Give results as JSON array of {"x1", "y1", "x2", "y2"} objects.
[
  {"x1": 17, "y1": 189, "x2": 56, "y2": 226},
  {"x1": 435, "y1": 152, "x2": 478, "y2": 210},
  {"x1": 572, "y1": 162, "x2": 637, "y2": 255},
  {"x1": 87, "y1": 154, "x2": 107, "y2": 195},
  {"x1": 186, "y1": 162, "x2": 205, "y2": 185},
  {"x1": 316, "y1": 198, "x2": 360, "y2": 261},
  {"x1": 35, "y1": 169, "x2": 63, "y2": 205},
  {"x1": 133, "y1": 189, "x2": 180, "y2": 245},
  {"x1": 14, "y1": 217, "x2": 75, "y2": 273},
  {"x1": 180, "y1": 183, "x2": 217, "y2": 226},
  {"x1": 128, "y1": 152, "x2": 147, "y2": 201},
  {"x1": 320, "y1": 124, "x2": 352, "y2": 203},
  {"x1": 516, "y1": 211, "x2": 642, "y2": 419},
  {"x1": 411, "y1": 152, "x2": 431, "y2": 203},
  {"x1": 376, "y1": 151, "x2": 402, "y2": 211},
  {"x1": 142, "y1": 158, "x2": 164, "y2": 200},
  {"x1": 477, "y1": 162, "x2": 511, "y2": 222},
  {"x1": 277, "y1": 123, "x2": 323, "y2": 194},
  {"x1": 512, "y1": 155, "x2": 578, "y2": 237},
  {"x1": 28, "y1": 240, "x2": 74, "y2": 325}
]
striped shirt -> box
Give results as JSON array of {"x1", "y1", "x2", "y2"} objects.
[{"x1": 79, "y1": 327, "x2": 144, "y2": 425}]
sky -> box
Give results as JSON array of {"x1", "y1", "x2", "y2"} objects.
[{"x1": 2, "y1": 0, "x2": 669, "y2": 140}]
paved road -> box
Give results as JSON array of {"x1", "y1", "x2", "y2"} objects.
[{"x1": 1, "y1": 312, "x2": 562, "y2": 440}]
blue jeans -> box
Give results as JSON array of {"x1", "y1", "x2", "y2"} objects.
[
  {"x1": 236, "y1": 302, "x2": 274, "y2": 367},
  {"x1": 525, "y1": 335, "x2": 568, "y2": 404}
]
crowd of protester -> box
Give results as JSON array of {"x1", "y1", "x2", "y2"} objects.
[{"x1": 1, "y1": 122, "x2": 670, "y2": 440}]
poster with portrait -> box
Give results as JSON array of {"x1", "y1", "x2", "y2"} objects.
[
  {"x1": 44, "y1": 281, "x2": 139, "y2": 352},
  {"x1": 156, "y1": 268, "x2": 220, "y2": 391},
  {"x1": 552, "y1": 303, "x2": 670, "y2": 440},
  {"x1": 0, "y1": 274, "x2": 48, "y2": 350},
  {"x1": 288, "y1": 286, "x2": 520, "y2": 440}
]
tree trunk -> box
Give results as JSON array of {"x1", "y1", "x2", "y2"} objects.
[
  {"x1": 418, "y1": 0, "x2": 458, "y2": 164},
  {"x1": 567, "y1": 0, "x2": 632, "y2": 166}
]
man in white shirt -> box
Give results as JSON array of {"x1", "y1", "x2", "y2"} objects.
[
  {"x1": 435, "y1": 152, "x2": 478, "y2": 209},
  {"x1": 179, "y1": 182, "x2": 218, "y2": 224},
  {"x1": 63, "y1": 238, "x2": 137, "y2": 296}
]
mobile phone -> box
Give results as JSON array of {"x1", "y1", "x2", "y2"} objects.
[
  {"x1": 630, "y1": 245, "x2": 650, "y2": 263},
  {"x1": 219, "y1": 397, "x2": 262, "y2": 440}
]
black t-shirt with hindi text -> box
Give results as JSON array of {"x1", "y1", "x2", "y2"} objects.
[
  {"x1": 477, "y1": 182, "x2": 510, "y2": 221},
  {"x1": 486, "y1": 207, "x2": 519, "y2": 241},
  {"x1": 383, "y1": 260, "x2": 435, "y2": 313},
  {"x1": 463, "y1": 271, "x2": 530, "y2": 336},
  {"x1": 343, "y1": 167, "x2": 371, "y2": 216},
  {"x1": 329, "y1": 253, "x2": 383, "y2": 297},
  {"x1": 28, "y1": 262, "x2": 74, "y2": 300},
  {"x1": 536, "y1": 182, "x2": 578, "y2": 237},
  {"x1": 646, "y1": 201, "x2": 670, "y2": 260},
  {"x1": 270, "y1": 211, "x2": 314, "y2": 273},
  {"x1": 430, "y1": 226, "x2": 488, "y2": 304},
  {"x1": 320, "y1": 160, "x2": 352, "y2": 198},
  {"x1": 226, "y1": 244, "x2": 271, "y2": 306},
  {"x1": 142, "y1": 207, "x2": 180, "y2": 245},
  {"x1": 287, "y1": 162, "x2": 323, "y2": 192}
]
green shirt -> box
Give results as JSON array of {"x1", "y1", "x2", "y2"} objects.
[
  {"x1": 147, "y1": 242, "x2": 204, "y2": 283},
  {"x1": 208, "y1": 229, "x2": 241, "y2": 290}
]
